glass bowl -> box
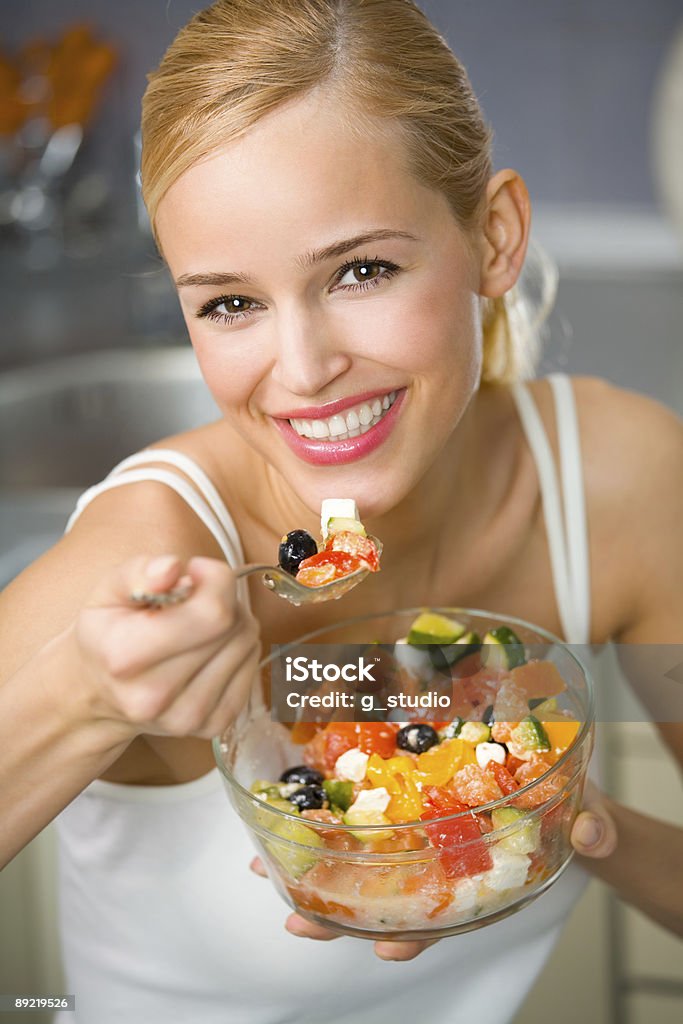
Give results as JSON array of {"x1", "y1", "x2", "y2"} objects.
[{"x1": 213, "y1": 608, "x2": 594, "y2": 941}]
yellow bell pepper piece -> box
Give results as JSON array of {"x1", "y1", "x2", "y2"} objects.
[
  {"x1": 541, "y1": 719, "x2": 580, "y2": 754},
  {"x1": 415, "y1": 738, "x2": 476, "y2": 786},
  {"x1": 366, "y1": 753, "x2": 424, "y2": 822}
]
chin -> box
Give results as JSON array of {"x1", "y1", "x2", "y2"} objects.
[{"x1": 287, "y1": 461, "x2": 415, "y2": 524}]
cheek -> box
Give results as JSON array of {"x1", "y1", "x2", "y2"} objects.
[
  {"x1": 378, "y1": 277, "x2": 482, "y2": 378},
  {"x1": 186, "y1": 327, "x2": 265, "y2": 412}
]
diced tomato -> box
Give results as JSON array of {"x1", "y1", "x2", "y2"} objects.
[
  {"x1": 486, "y1": 761, "x2": 519, "y2": 795},
  {"x1": 447, "y1": 763, "x2": 503, "y2": 807},
  {"x1": 296, "y1": 549, "x2": 364, "y2": 586},
  {"x1": 419, "y1": 796, "x2": 492, "y2": 879},
  {"x1": 324, "y1": 531, "x2": 380, "y2": 572},
  {"x1": 505, "y1": 753, "x2": 526, "y2": 775},
  {"x1": 513, "y1": 758, "x2": 568, "y2": 809},
  {"x1": 305, "y1": 721, "x2": 399, "y2": 772}
]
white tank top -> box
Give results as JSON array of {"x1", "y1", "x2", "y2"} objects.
[{"x1": 55, "y1": 374, "x2": 599, "y2": 1024}]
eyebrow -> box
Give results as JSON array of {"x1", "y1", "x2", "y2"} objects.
[{"x1": 174, "y1": 229, "x2": 419, "y2": 288}]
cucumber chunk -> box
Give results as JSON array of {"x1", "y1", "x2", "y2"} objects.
[
  {"x1": 428, "y1": 630, "x2": 481, "y2": 671},
  {"x1": 510, "y1": 715, "x2": 551, "y2": 753},
  {"x1": 250, "y1": 780, "x2": 284, "y2": 800},
  {"x1": 527, "y1": 697, "x2": 558, "y2": 716},
  {"x1": 258, "y1": 801, "x2": 324, "y2": 877},
  {"x1": 322, "y1": 779, "x2": 354, "y2": 812},
  {"x1": 438, "y1": 717, "x2": 464, "y2": 740},
  {"x1": 481, "y1": 626, "x2": 526, "y2": 670},
  {"x1": 407, "y1": 612, "x2": 467, "y2": 646},
  {"x1": 491, "y1": 807, "x2": 541, "y2": 854},
  {"x1": 327, "y1": 516, "x2": 366, "y2": 537},
  {"x1": 459, "y1": 721, "x2": 491, "y2": 744},
  {"x1": 342, "y1": 806, "x2": 394, "y2": 842}
]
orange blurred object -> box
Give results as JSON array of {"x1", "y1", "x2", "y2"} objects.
[
  {"x1": 509, "y1": 659, "x2": 567, "y2": 699},
  {"x1": 0, "y1": 24, "x2": 118, "y2": 136}
]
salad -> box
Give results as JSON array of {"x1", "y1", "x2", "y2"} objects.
[
  {"x1": 249, "y1": 612, "x2": 586, "y2": 933},
  {"x1": 278, "y1": 498, "x2": 380, "y2": 587}
]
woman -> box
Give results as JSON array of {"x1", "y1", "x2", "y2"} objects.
[{"x1": 1, "y1": 2, "x2": 681, "y2": 1022}]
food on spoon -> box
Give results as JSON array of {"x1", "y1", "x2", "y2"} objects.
[
  {"x1": 252, "y1": 613, "x2": 584, "y2": 932},
  {"x1": 279, "y1": 498, "x2": 381, "y2": 587}
]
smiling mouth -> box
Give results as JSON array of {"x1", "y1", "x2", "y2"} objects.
[{"x1": 288, "y1": 391, "x2": 398, "y2": 442}]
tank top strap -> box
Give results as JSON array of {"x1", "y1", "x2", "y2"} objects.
[
  {"x1": 64, "y1": 449, "x2": 251, "y2": 612},
  {"x1": 109, "y1": 448, "x2": 246, "y2": 567},
  {"x1": 509, "y1": 374, "x2": 591, "y2": 644}
]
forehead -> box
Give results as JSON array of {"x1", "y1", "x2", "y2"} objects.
[{"x1": 155, "y1": 89, "x2": 458, "y2": 269}]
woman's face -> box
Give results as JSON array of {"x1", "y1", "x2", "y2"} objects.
[{"x1": 156, "y1": 89, "x2": 484, "y2": 519}]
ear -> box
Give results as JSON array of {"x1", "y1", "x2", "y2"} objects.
[{"x1": 478, "y1": 170, "x2": 531, "y2": 298}]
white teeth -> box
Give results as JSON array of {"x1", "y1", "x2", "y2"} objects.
[
  {"x1": 289, "y1": 390, "x2": 398, "y2": 440},
  {"x1": 328, "y1": 414, "x2": 348, "y2": 437},
  {"x1": 311, "y1": 419, "x2": 329, "y2": 439}
]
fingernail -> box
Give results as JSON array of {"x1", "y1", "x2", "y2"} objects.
[
  {"x1": 285, "y1": 921, "x2": 308, "y2": 937},
  {"x1": 575, "y1": 814, "x2": 603, "y2": 848},
  {"x1": 146, "y1": 555, "x2": 178, "y2": 580}
]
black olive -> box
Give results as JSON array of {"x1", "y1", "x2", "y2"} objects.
[
  {"x1": 396, "y1": 723, "x2": 439, "y2": 754},
  {"x1": 278, "y1": 530, "x2": 318, "y2": 576},
  {"x1": 287, "y1": 784, "x2": 326, "y2": 811},
  {"x1": 279, "y1": 765, "x2": 324, "y2": 786},
  {"x1": 481, "y1": 704, "x2": 495, "y2": 726}
]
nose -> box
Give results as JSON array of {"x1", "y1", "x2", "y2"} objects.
[{"x1": 270, "y1": 304, "x2": 351, "y2": 396}]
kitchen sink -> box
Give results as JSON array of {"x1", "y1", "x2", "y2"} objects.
[
  {"x1": 0, "y1": 348, "x2": 220, "y2": 488},
  {"x1": 0, "y1": 348, "x2": 220, "y2": 585}
]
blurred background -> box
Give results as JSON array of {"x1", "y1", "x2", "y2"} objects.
[{"x1": 1, "y1": 1, "x2": 682, "y2": 1022}]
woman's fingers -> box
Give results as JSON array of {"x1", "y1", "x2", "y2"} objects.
[
  {"x1": 571, "y1": 780, "x2": 618, "y2": 857},
  {"x1": 374, "y1": 938, "x2": 439, "y2": 961},
  {"x1": 74, "y1": 554, "x2": 261, "y2": 737},
  {"x1": 249, "y1": 857, "x2": 268, "y2": 877},
  {"x1": 283, "y1": 912, "x2": 439, "y2": 959},
  {"x1": 251, "y1": 859, "x2": 438, "y2": 959},
  {"x1": 285, "y1": 914, "x2": 340, "y2": 941}
]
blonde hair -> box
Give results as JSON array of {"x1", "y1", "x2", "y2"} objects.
[{"x1": 141, "y1": 0, "x2": 555, "y2": 383}]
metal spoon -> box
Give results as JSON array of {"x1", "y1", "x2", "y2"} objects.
[{"x1": 130, "y1": 538, "x2": 382, "y2": 609}]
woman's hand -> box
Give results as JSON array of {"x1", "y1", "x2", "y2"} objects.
[
  {"x1": 71, "y1": 553, "x2": 261, "y2": 739},
  {"x1": 570, "y1": 780, "x2": 619, "y2": 859}
]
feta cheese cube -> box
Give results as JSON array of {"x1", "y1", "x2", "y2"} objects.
[
  {"x1": 485, "y1": 847, "x2": 530, "y2": 893},
  {"x1": 334, "y1": 747, "x2": 369, "y2": 782},
  {"x1": 475, "y1": 742, "x2": 507, "y2": 769},
  {"x1": 350, "y1": 787, "x2": 391, "y2": 814}
]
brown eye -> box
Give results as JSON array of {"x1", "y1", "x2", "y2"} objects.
[
  {"x1": 220, "y1": 296, "x2": 253, "y2": 313},
  {"x1": 337, "y1": 259, "x2": 397, "y2": 289},
  {"x1": 352, "y1": 262, "x2": 382, "y2": 282},
  {"x1": 197, "y1": 294, "x2": 257, "y2": 321}
]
